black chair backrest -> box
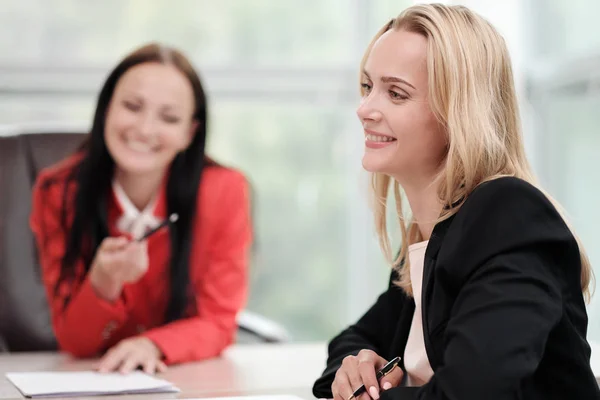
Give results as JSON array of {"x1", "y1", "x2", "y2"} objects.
[{"x1": 0, "y1": 132, "x2": 86, "y2": 351}]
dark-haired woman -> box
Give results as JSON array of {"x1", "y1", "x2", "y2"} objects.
[{"x1": 30, "y1": 43, "x2": 251, "y2": 374}]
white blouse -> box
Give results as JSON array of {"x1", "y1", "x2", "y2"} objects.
[{"x1": 403, "y1": 240, "x2": 434, "y2": 387}]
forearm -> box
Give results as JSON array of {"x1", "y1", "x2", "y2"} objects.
[
  {"x1": 143, "y1": 316, "x2": 235, "y2": 364},
  {"x1": 52, "y1": 277, "x2": 128, "y2": 357}
]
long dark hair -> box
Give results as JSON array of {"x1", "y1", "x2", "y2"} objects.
[{"x1": 59, "y1": 43, "x2": 212, "y2": 322}]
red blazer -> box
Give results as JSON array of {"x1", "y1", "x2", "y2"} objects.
[{"x1": 30, "y1": 154, "x2": 251, "y2": 364}]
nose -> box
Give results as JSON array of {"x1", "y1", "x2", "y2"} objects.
[
  {"x1": 136, "y1": 112, "x2": 156, "y2": 140},
  {"x1": 356, "y1": 93, "x2": 382, "y2": 124}
]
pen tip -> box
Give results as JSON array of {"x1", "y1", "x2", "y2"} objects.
[{"x1": 169, "y1": 213, "x2": 179, "y2": 223}]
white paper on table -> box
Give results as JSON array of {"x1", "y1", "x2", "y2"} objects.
[{"x1": 5, "y1": 371, "x2": 179, "y2": 398}]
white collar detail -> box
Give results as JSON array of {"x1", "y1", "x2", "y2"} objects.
[{"x1": 112, "y1": 180, "x2": 161, "y2": 240}]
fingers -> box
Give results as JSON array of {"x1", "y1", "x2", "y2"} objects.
[
  {"x1": 332, "y1": 369, "x2": 354, "y2": 400},
  {"x1": 140, "y1": 359, "x2": 167, "y2": 375},
  {"x1": 142, "y1": 358, "x2": 156, "y2": 375},
  {"x1": 156, "y1": 360, "x2": 168, "y2": 374},
  {"x1": 126, "y1": 239, "x2": 147, "y2": 253},
  {"x1": 121, "y1": 242, "x2": 144, "y2": 266},
  {"x1": 119, "y1": 353, "x2": 143, "y2": 374},
  {"x1": 96, "y1": 239, "x2": 148, "y2": 284},
  {"x1": 98, "y1": 338, "x2": 165, "y2": 376},
  {"x1": 99, "y1": 236, "x2": 130, "y2": 252},
  {"x1": 121, "y1": 242, "x2": 149, "y2": 282},
  {"x1": 98, "y1": 237, "x2": 144, "y2": 266},
  {"x1": 332, "y1": 350, "x2": 403, "y2": 400},
  {"x1": 141, "y1": 356, "x2": 166, "y2": 375},
  {"x1": 335, "y1": 352, "x2": 379, "y2": 400},
  {"x1": 98, "y1": 345, "x2": 130, "y2": 373},
  {"x1": 341, "y1": 356, "x2": 363, "y2": 395},
  {"x1": 94, "y1": 236, "x2": 131, "y2": 278},
  {"x1": 137, "y1": 239, "x2": 148, "y2": 250},
  {"x1": 380, "y1": 366, "x2": 404, "y2": 391},
  {"x1": 358, "y1": 358, "x2": 380, "y2": 399}
]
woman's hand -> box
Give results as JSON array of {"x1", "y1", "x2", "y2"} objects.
[
  {"x1": 89, "y1": 236, "x2": 149, "y2": 301},
  {"x1": 97, "y1": 336, "x2": 166, "y2": 374},
  {"x1": 332, "y1": 350, "x2": 404, "y2": 400}
]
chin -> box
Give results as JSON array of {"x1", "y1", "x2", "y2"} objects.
[
  {"x1": 362, "y1": 155, "x2": 390, "y2": 174},
  {"x1": 112, "y1": 153, "x2": 160, "y2": 176}
]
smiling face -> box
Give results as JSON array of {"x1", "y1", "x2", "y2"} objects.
[
  {"x1": 357, "y1": 28, "x2": 446, "y2": 185},
  {"x1": 104, "y1": 62, "x2": 197, "y2": 179}
]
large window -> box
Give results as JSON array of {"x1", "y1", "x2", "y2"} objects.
[
  {"x1": 528, "y1": 87, "x2": 600, "y2": 340},
  {"x1": 0, "y1": 0, "x2": 415, "y2": 341},
  {"x1": 13, "y1": 0, "x2": 596, "y2": 345},
  {"x1": 526, "y1": 0, "x2": 600, "y2": 340},
  {"x1": 527, "y1": 0, "x2": 600, "y2": 59}
]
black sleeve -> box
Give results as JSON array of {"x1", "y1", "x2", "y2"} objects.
[
  {"x1": 381, "y1": 178, "x2": 575, "y2": 400},
  {"x1": 313, "y1": 271, "x2": 410, "y2": 398}
]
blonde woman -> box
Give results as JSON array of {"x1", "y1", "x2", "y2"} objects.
[{"x1": 313, "y1": 4, "x2": 599, "y2": 400}]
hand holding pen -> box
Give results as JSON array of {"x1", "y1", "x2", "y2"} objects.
[
  {"x1": 347, "y1": 356, "x2": 401, "y2": 400},
  {"x1": 332, "y1": 350, "x2": 403, "y2": 400},
  {"x1": 136, "y1": 213, "x2": 179, "y2": 242},
  {"x1": 89, "y1": 213, "x2": 178, "y2": 301}
]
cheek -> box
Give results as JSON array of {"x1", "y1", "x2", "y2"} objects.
[
  {"x1": 104, "y1": 110, "x2": 132, "y2": 138},
  {"x1": 394, "y1": 105, "x2": 441, "y2": 142},
  {"x1": 388, "y1": 106, "x2": 445, "y2": 165},
  {"x1": 158, "y1": 126, "x2": 192, "y2": 152},
  {"x1": 387, "y1": 106, "x2": 423, "y2": 149},
  {"x1": 421, "y1": 113, "x2": 447, "y2": 160},
  {"x1": 103, "y1": 116, "x2": 120, "y2": 147}
]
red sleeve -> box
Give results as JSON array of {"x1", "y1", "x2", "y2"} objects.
[
  {"x1": 30, "y1": 174, "x2": 129, "y2": 358},
  {"x1": 144, "y1": 171, "x2": 251, "y2": 364}
]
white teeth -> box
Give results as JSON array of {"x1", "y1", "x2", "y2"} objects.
[
  {"x1": 366, "y1": 134, "x2": 396, "y2": 142},
  {"x1": 126, "y1": 140, "x2": 153, "y2": 153}
]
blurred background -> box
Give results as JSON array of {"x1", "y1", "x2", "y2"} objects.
[{"x1": 0, "y1": 0, "x2": 598, "y2": 342}]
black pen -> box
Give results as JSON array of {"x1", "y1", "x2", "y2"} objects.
[
  {"x1": 348, "y1": 356, "x2": 401, "y2": 400},
  {"x1": 136, "y1": 213, "x2": 179, "y2": 242}
]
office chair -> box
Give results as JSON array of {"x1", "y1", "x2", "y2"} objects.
[
  {"x1": 0, "y1": 127, "x2": 289, "y2": 351},
  {"x1": 0, "y1": 335, "x2": 7, "y2": 353}
]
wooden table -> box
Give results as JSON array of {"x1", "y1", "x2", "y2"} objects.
[{"x1": 0, "y1": 343, "x2": 327, "y2": 400}]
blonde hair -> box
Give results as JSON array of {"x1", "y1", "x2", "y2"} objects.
[{"x1": 362, "y1": 4, "x2": 593, "y2": 301}]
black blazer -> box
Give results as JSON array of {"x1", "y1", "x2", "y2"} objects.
[{"x1": 313, "y1": 177, "x2": 599, "y2": 400}]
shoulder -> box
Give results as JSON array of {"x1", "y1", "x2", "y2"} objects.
[
  {"x1": 33, "y1": 152, "x2": 83, "y2": 195},
  {"x1": 201, "y1": 164, "x2": 249, "y2": 192},
  {"x1": 30, "y1": 152, "x2": 83, "y2": 230},
  {"x1": 452, "y1": 176, "x2": 569, "y2": 236},
  {"x1": 198, "y1": 164, "x2": 251, "y2": 215},
  {"x1": 462, "y1": 176, "x2": 555, "y2": 215},
  {"x1": 439, "y1": 176, "x2": 578, "y2": 279},
  {"x1": 200, "y1": 164, "x2": 250, "y2": 203}
]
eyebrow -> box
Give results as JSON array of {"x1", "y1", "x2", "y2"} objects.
[
  {"x1": 122, "y1": 94, "x2": 183, "y2": 112},
  {"x1": 362, "y1": 70, "x2": 416, "y2": 90}
]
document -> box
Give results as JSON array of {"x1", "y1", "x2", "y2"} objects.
[{"x1": 5, "y1": 371, "x2": 179, "y2": 398}]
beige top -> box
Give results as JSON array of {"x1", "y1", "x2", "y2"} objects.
[{"x1": 403, "y1": 240, "x2": 434, "y2": 387}]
